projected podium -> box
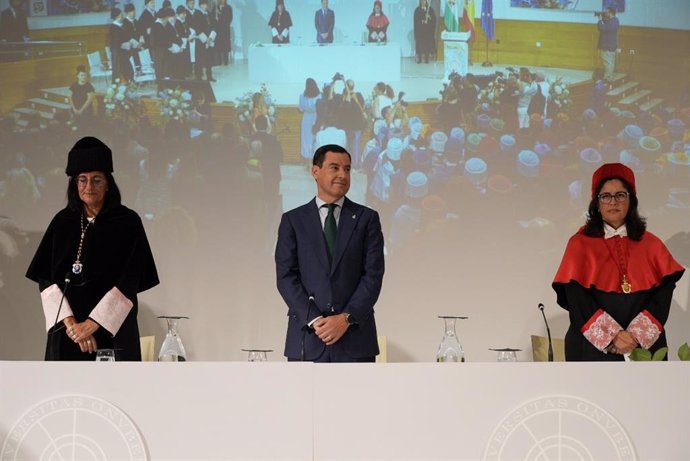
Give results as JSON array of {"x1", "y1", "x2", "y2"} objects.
[
  {"x1": 441, "y1": 31, "x2": 471, "y2": 78},
  {"x1": 248, "y1": 43, "x2": 401, "y2": 84}
]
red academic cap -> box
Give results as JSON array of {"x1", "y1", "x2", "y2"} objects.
[{"x1": 591, "y1": 162, "x2": 636, "y2": 198}]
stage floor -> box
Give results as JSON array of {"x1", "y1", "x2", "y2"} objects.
[
  {"x1": 85, "y1": 57, "x2": 594, "y2": 105},
  {"x1": 208, "y1": 57, "x2": 593, "y2": 105}
]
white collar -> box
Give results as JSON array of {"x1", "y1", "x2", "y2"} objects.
[
  {"x1": 315, "y1": 196, "x2": 345, "y2": 209},
  {"x1": 604, "y1": 223, "x2": 627, "y2": 239}
]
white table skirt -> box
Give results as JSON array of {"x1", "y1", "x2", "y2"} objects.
[{"x1": 1, "y1": 361, "x2": 688, "y2": 460}]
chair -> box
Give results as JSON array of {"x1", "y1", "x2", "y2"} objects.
[
  {"x1": 87, "y1": 51, "x2": 111, "y2": 86},
  {"x1": 376, "y1": 335, "x2": 387, "y2": 363},
  {"x1": 132, "y1": 49, "x2": 156, "y2": 86},
  {"x1": 531, "y1": 335, "x2": 566, "y2": 362},
  {"x1": 140, "y1": 335, "x2": 156, "y2": 361}
]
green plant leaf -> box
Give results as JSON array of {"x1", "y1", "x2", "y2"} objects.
[
  {"x1": 629, "y1": 348, "x2": 652, "y2": 361},
  {"x1": 678, "y1": 343, "x2": 690, "y2": 361},
  {"x1": 652, "y1": 347, "x2": 668, "y2": 361}
]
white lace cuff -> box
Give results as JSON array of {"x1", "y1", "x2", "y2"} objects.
[
  {"x1": 41, "y1": 284, "x2": 74, "y2": 332},
  {"x1": 89, "y1": 287, "x2": 133, "y2": 336},
  {"x1": 627, "y1": 310, "x2": 662, "y2": 350},
  {"x1": 581, "y1": 309, "x2": 623, "y2": 352}
]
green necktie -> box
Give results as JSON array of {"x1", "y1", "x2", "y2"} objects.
[{"x1": 324, "y1": 203, "x2": 338, "y2": 263}]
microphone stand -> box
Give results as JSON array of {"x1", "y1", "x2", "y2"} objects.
[
  {"x1": 46, "y1": 273, "x2": 72, "y2": 360},
  {"x1": 538, "y1": 303, "x2": 553, "y2": 362},
  {"x1": 300, "y1": 295, "x2": 315, "y2": 361}
]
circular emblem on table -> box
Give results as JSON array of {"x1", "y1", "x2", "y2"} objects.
[
  {"x1": 483, "y1": 394, "x2": 636, "y2": 461},
  {"x1": 1, "y1": 394, "x2": 147, "y2": 461}
]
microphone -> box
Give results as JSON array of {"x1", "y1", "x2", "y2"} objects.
[
  {"x1": 301, "y1": 295, "x2": 316, "y2": 362},
  {"x1": 538, "y1": 303, "x2": 554, "y2": 362}
]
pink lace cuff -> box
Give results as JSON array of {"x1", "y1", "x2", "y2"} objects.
[
  {"x1": 40, "y1": 284, "x2": 74, "y2": 332},
  {"x1": 627, "y1": 310, "x2": 662, "y2": 350},
  {"x1": 581, "y1": 309, "x2": 623, "y2": 352},
  {"x1": 89, "y1": 287, "x2": 133, "y2": 336}
]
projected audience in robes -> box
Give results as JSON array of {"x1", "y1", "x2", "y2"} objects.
[
  {"x1": 109, "y1": 7, "x2": 134, "y2": 82},
  {"x1": 26, "y1": 137, "x2": 159, "y2": 361},
  {"x1": 413, "y1": 0, "x2": 436, "y2": 63},
  {"x1": 275, "y1": 144, "x2": 385, "y2": 362},
  {"x1": 366, "y1": 1, "x2": 389, "y2": 43},
  {"x1": 268, "y1": 0, "x2": 292, "y2": 44},
  {"x1": 314, "y1": 0, "x2": 334, "y2": 44},
  {"x1": 123, "y1": 4, "x2": 143, "y2": 73},
  {"x1": 136, "y1": 0, "x2": 156, "y2": 48},
  {"x1": 215, "y1": 0, "x2": 232, "y2": 65},
  {"x1": 553, "y1": 163, "x2": 685, "y2": 361},
  {"x1": 191, "y1": 0, "x2": 216, "y2": 81}
]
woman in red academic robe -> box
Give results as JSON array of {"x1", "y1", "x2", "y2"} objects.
[
  {"x1": 553, "y1": 163, "x2": 684, "y2": 361},
  {"x1": 366, "y1": 1, "x2": 389, "y2": 43}
]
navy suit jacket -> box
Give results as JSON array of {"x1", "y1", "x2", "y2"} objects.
[
  {"x1": 314, "y1": 8, "x2": 334, "y2": 43},
  {"x1": 276, "y1": 197, "x2": 384, "y2": 360}
]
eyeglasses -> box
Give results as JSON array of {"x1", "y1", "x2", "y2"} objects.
[
  {"x1": 76, "y1": 176, "x2": 106, "y2": 188},
  {"x1": 598, "y1": 191, "x2": 629, "y2": 204}
]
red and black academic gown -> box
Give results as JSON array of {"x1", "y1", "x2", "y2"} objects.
[
  {"x1": 553, "y1": 228, "x2": 684, "y2": 361},
  {"x1": 366, "y1": 13, "x2": 389, "y2": 43},
  {"x1": 26, "y1": 204, "x2": 159, "y2": 361}
]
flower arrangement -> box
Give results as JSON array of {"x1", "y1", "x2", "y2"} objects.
[
  {"x1": 548, "y1": 77, "x2": 573, "y2": 114},
  {"x1": 235, "y1": 83, "x2": 277, "y2": 132},
  {"x1": 476, "y1": 76, "x2": 506, "y2": 113},
  {"x1": 103, "y1": 79, "x2": 144, "y2": 128},
  {"x1": 159, "y1": 87, "x2": 192, "y2": 122}
]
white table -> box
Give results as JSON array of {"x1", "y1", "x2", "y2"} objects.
[
  {"x1": 1, "y1": 362, "x2": 688, "y2": 460},
  {"x1": 247, "y1": 43, "x2": 401, "y2": 84}
]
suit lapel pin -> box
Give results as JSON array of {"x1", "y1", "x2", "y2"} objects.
[{"x1": 352, "y1": 214, "x2": 356, "y2": 219}]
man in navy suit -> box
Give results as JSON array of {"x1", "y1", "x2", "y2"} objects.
[
  {"x1": 276, "y1": 144, "x2": 384, "y2": 362},
  {"x1": 314, "y1": 0, "x2": 334, "y2": 44}
]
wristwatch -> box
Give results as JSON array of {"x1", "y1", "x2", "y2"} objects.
[{"x1": 344, "y1": 313, "x2": 356, "y2": 325}]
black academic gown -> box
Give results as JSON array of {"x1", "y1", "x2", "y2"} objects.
[
  {"x1": 110, "y1": 22, "x2": 134, "y2": 82},
  {"x1": 26, "y1": 204, "x2": 159, "y2": 361},
  {"x1": 413, "y1": 6, "x2": 436, "y2": 56}
]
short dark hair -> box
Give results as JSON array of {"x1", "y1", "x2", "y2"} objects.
[
  {"x1": 583, "y1": 176, "x2": 646, "y2": 241},
  {"x1": 66, "y1": 172, "x2": 122, "y2": 213},
  {"x1": 312, "y1": 144, "x2": 351, "y2": 167},
  {"x1": 110, "y1": 7, "x2": 121, "y2": 19},
  {"x1": 124, "y1": 3, "x2": 135, "y2": 12},
  {"x1": 76, "y1": 65, "x2": 86, "y2": 74}
]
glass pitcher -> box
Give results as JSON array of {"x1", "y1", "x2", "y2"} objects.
[
  {"x1": 436, "y1": 316, "x2": 467, "y2": 362},
  {"x1": 158, "y1": 316, "x2": 189, "y2": 361}
]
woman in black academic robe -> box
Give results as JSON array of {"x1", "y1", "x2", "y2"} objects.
[
  {"x1": 413, "y1": 0, "x2": 436, "y2": 63},
  {"x1": 268, "y1": 0, "x2": 292, "y2": 44},
  {"x1": 553, "y1": 163, "x2": 684, "y2": 361},
  {"x1": 26, "y1": 137, "x2": 159, "y2": 361}
]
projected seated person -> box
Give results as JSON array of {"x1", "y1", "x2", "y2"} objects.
[
  {"x1": 69, "y1": 65, "x2": 96, "y2": 127},
  {"x1": 314, "y1": 0, "x2": 334, "y2": 44},
  {"x1": 553, "y1": 163, "x2": 684, "y2": 361},
  {"x1": 366, "y1": 1, "x2": 389, "y2": 43}
]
